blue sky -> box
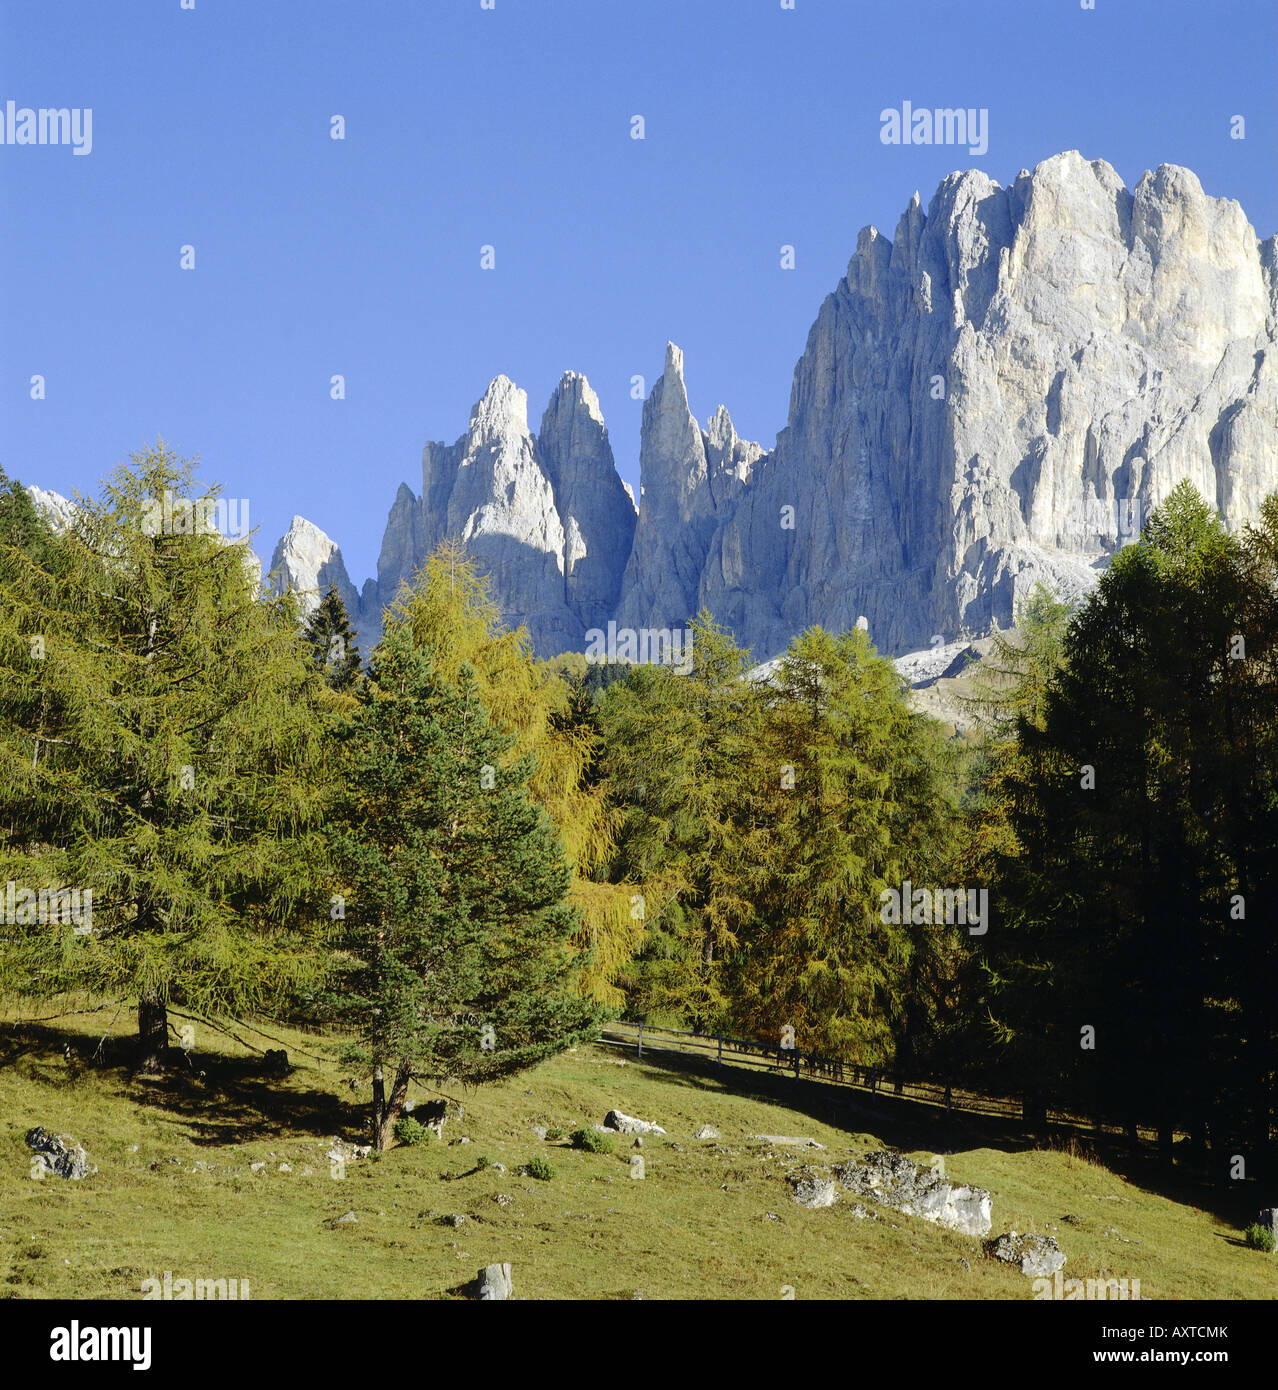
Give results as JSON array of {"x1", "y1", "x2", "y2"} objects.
[{"x1": 2, "y1": 0, "x2": 1275, "y2": 583}]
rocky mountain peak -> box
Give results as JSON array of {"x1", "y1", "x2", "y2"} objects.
[
  {"x1": 468, "y1": 374, "x2": 530, "y2": 444},
  {"x1": 25, "y1": 485, "x2": 77, "y2": 533},
  {"x1": 269, "y1": 516, "x2": 357, "y2": 620},
  {"x1": 264, "y1": 152, "x2": 1277, "y2": 667}
]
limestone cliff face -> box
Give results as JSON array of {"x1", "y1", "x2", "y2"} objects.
[
  {"x1": 537, "y1": 371, "x2": 637, "y2": 635},
  {"x1": 684, "y1": 151, "x2": 1278, "y2": 657},
  {"x1": 355, "y1": 372, "x2": 636, "y2": 656},
  {"x1": 26, "y1": 485, "x2": 78, "y2": 533},
  {"x1": 274, "y1": 151, "x2": 1278, "y2": 662},
  {"x1": 615, "y1": 343, "x2": 733, "y2": 633},
  {"x1": 268, "y1": 516, "x2": 359, "y2": 623}
]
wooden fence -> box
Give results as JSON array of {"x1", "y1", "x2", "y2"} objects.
[{"x1": 599, "y1": 1019, "x2": 1163, "y2": 1142}]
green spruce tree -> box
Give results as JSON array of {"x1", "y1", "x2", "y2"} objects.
[
  {"x1": 977, "y1": 484, "x2": 1277, "y2": 1166},
  {"x1": 0, "y1": 466, "x2": 59, "y2": 574},
  {"x1": 324, "y1": 622, "x2": 602, "y2": 1150},
  {"x1": 302, "y1": 583, "x2": 362, "y2": 691}
]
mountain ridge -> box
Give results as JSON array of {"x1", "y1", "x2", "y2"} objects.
[{"x1": 36, "y1": 151, "x2": 1278, "y2": 664}]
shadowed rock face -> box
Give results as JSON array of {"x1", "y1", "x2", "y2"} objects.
[
  {"x1": 537, "y1": 372, "x2": 637, "y2": 636},
  {"x1": 351, "y1": 373, "x2": 637, "y2": 657},
  {"x1": 272, "y1": 151, "x2": 1278, "y2": 661}
]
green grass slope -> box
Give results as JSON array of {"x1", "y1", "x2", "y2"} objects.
[{"x1": 1, "y1": 1005, "x2": 1273, "y2": 1300}]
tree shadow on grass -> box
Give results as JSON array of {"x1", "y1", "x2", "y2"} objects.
[
  {"x1": 0, "y1": 1019, "x2": 364, "y2": 1147},
  {"x1": 610, "y1": 1041, "x2": 1271, "y2": 1233}
]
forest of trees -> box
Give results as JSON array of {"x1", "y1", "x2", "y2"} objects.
[{"x1": 0, "y1": 451, "x2": 1274, "y2": 1177}]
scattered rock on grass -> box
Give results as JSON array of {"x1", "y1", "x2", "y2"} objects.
[
  {"x1": 25, "y1": 1128, "x2": 95, "y2": 1180},
  {"x1": 261, "y1": 1049, "x2": 291, "y2": 1078},
  {"x1": 694, "y1": 1125, "x2": 722, "y2": 1141},
  {"x1": 476, "y1": 1262, "x2": 513, "y2": 1300},
  {"x1": 604, "y1": 1110, "x2": 666, "y2": 1135},
  {"x1": 790, "y1": 1175, "x2": 838, "y2": 1209},
  {"x1": 835, "y1": 1150, "x2": 991, "y2": 1236},
  {"x1": 749, "y1": 1134, "x2": 827, "y2": 1150},
  {"x1": 985, "y1": 1231, "x2": 1066, "y2": 1277},
  {"x1": 326, "y1": 1138, "x2": 370, "y2": 1166}
]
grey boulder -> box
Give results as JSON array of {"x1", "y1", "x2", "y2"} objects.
[
  {"x1": 604, "y1": 1110, "x2": 666, "y2": 1135},
  {"x1": 986, "y1": 1231, "x2": 1067, "y2": 1277},
  {"x1": 790, "y1": 1175, "x2": 839, "y2": 1209},
  {"x1": 835, "y1": 1150, "x2": 991, "y2": 1236},
  {"x1": 476, "y1": 1262, "x2": 514, "y2": 1301},
  {"x1": 26, "y1": 1126, "x2": 95, "y2": 1180}
]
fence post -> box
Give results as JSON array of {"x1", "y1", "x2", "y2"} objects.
[
  {"x1": 717, "y1": 1034, "x2": 723, "y2": 1067},
  {"x1": 637, "y1": 1021, "x2": 643, "y2": 1059},
  {"x1": 945, "y1": 1081, "x2": 953, "y2": 1117},
  {"x1": 794, "y1": 1050, "x2": 800, "y2": 1083},
  {"x1": 869, "y1": 1063, "x2": 877, "y2": 1095}
]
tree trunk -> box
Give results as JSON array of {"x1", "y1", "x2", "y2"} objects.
[
  {"x1": 137, "y1": 992, "x2": 169, "y2": 1073},
  {"x1": 371, "y1": 1061, "x2": 412, "y2": 1152},
  {"x1": 1195, "y1": 1118, "x2": 1211, "y2": 1177},
  {"x1": 1125, "y1": 1120, "x2": 1140, "y2": 1155},
  {"x1": 371, "y1": 1063, "x2": 388, "y2": 1150},
  {"x1": 1022, "y1": 1091, "x2": 1047, "y2": 1131},
  {"x1": 1157, "y1": 1121, "x2": 1174, "y2": 1170}
]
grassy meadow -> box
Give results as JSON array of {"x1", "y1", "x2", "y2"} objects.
[{"x1": 1, "y1": 1004, "x2": 1273, "y2": 1301}]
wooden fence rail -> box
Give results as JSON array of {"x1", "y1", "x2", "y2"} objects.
[{"x1": 599, "y1": 1019, "x2": 1163, "y2": 1142}]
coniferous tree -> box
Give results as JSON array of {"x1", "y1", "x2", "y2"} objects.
[
  {"x1": 0, "y1": 466, "x2": 58, "y2": 574},
  {"x1": 596, "y1": 613, "x2": 770, "y2": 1030},
  {"x1": 1231, "y1": 498, "x2": 1278, "y2": 1166},
  {"x1": 302, "y1": 583, "x2": 362, "y2": 691},
  {"x1": 977, "y1": 484, "x2": 1278, "y2": 1169},
  {"x1": 387, "y1": 542, "x2": 639, "y2": 1005},
  {"x1": 324, "y1": 623, "x2": 602, "y2": 1150},
  {"x1": 0, "y1": 445, "x2": 336, "y2": 1069},
  {"x1": 729, "y1": 625, "x2": 962, "y2": 1064},
  {"x1": 957, "y1": 586, "x2": 1072, "y2": 1122}
]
